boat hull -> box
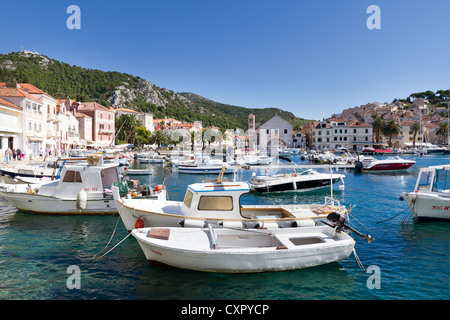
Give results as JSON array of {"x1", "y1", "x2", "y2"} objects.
[
  {"x1": 0, "y1": 191, "x2": 117, "y2": 215},
  {"x1": 361, "y1": 162, "x2": 415, "y2": 172},
  {"x1": 251, "y1": 177, "x2": 342, "y2": 193},
  {"x1": 178, "y1": 167, "x2": 233, "y2": 174},
  {"x1": 403, "y1": 192, "x2": 450, "y2": 222},
  {"x1": 132, "y1": 226, "x2": 355, "y2": 273}
]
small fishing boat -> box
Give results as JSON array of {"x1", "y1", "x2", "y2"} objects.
[
  {"x1": 0, "y1": 155, "x2": 163, "y2": 215},
  {"x1": 250, "y1": 168, "x2": 345, "y2": 193},
  {"x1": 112, "y1": 168, "x2": 350, "y2": 232},
  {"x1": 177, "y1": 155, "x2": 234, "y2": 174},
  {"x1": 122, "y1": 168, "x2": 154, "y2": 176},
  {"x1": 400, "y1": 164, "x2": 450, "y2": 222},
  {"x1": 355, "y1": 156, "x2": 415, "y2": 172},
  {"x1": 135, "y1": 152, "x2": 166, "y2": 164},
  {"x1": 131, "y1": 224, "x2": 356, "y2": 273},
  {"x1": 0, "y1": 161, "x2": 57, "y2": 178}
]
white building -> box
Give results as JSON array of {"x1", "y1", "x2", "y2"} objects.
[
  {"x1": 0, "y1": 83, "x2": 45, "y2": 158},
  {"x1": 257, "y1": 115, "x2": 293, "y2": 152},
  {"x1": 313, "y1": 118, "x2": 373, "y2": 151},
  {"x1": 0, "y1": 97, "x2": 23, "y2": 157}
]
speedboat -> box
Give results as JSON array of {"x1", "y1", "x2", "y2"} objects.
[
  {"x1": 355, "y1": 156, "x2": 415, "y2": 172},
  {"x1": 250, "y1": 168, "x2": 345, "y2": 193},
  {"x1": 400, "y1": 164, "x2": 450, "y2": 222},
  {"x1": 111, "y1": 170, "x2": 350, "y2": 232},
  {"x1": 131, "y1": 224, "x2": 355, "y2": 273},
  {"x1": 0, "y1": 155, "x2": 164, "y2": 215}
]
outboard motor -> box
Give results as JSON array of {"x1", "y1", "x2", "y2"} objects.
[
  {"x1": 354, "y1": 161, "x2": 363, "y2": 172},
  {"x1": 327, "y1": 212, "x2": 347, "y2": 233}
]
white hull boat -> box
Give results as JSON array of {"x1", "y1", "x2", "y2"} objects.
[
  {"x1": 250, "y1": 169, "x2": 345, "y2": 193},
  {"x1": 132, "y1": 225, "x2": 355, "y2": 273},
  {"x1": 355, "y1": 156, "x2": 415, "y2": 172},
  {"x1": 176, "y1": 155, "x2": 234, "y2": 174},
  {"x1": 1, "y1": 155, "x2": 164, "y2": 215},
  {"x1": 401, "y1": 164, "x2": 450, "y2": 222},
  {"x1": 123, "y1": 168, "x2": 154, "y2": 176},
  {"x1": 112, "y1": 175, "x2": 349, "y2": 232}
]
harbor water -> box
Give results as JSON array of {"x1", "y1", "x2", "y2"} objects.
[{"x1": 0, "y1": 154, "x2": 449, "y2": 300}]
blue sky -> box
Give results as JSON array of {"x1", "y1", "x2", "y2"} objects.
[{"x1": 1, "y1": 0, "x2": 450, "y2": 121}]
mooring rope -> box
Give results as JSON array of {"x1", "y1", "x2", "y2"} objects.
[{"x1": 0, "y1": 232, "x2": 132, "y2": 292}]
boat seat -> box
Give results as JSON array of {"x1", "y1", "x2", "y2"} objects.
[
  {"x1": 256, "y1": 216, "x2": 279, "y2": 229},
  {"x1": 312, "y1": 206, "x2": 336, "y2": 215},
  {"x1": 147, "y1": 228, "x2": 170, "y2": 240}
]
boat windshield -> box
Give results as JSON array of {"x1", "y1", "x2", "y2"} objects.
[
  {"x1": 417, "y1": 170, "x2": 433, "y2": 191},
  {"x1": 433, "y1": 169, "x2": 450, "y2": 193}
]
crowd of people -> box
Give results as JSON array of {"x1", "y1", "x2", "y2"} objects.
[{"x1": 3, "y1": 147, "x2": 24, "y2": 163}]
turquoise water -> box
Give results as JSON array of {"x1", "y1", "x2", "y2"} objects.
[{"x1": 0, "y1": 154, "x2": 449, "y2": 300}]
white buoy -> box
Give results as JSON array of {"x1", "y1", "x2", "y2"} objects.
[{"x1": 76, "y1": 190, "x2": 87, "y2": 210}]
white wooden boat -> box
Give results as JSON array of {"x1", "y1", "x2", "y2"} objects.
[
  {"x1": 131, "y1": 225, "x2": 355, "y2": 273},
  {"x1": 112, "y1": 171, "x2": 349, "y2": 232},
  {"x1": 250, "y1": 168, "x2": 345, "y2": 193},
  {"x1": 0, "y1": 155, "x2": 164, "y2": 215},
  {"x1": 401, "y1": 164, "x2": 450, "y2": 222},
  {"x1": 0, "y1": 161, "x2": 56, "y2": 178},
  {"x1": 122, "y1": 168, "x2": 154, "y2": 176},
  {"x1": 136, "y1": 152, "x2": 166, "y2": 164},
  {"x1": 177, "y1": 155, "x2": 234, "y2": 174}
]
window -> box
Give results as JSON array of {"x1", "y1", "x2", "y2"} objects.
[
  {"x1": 198, "y1": 196, "x2": 233, "y2": 211},
  {"x1": 284, "y1": 129, "x2": 287, "y2": 134},
  {"x1": 183, "y1": 190, "x2": 193, "y2": 208},
  {"x1": 62, "y1": 170, "x2": 82, "y2": 183}
]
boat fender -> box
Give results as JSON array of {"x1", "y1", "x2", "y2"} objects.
[
  {"x1": 76, "y1": 190, "x2": 87, "y2": 210},
  {"x1": 399, "y1": 196, "x2": 404, "y2": 201},
  {"x1": 155, "y1": 185, "x2": 163, "y2": 192},
  {"x1": 134, "y1": 218, "x2": 144, "y2": 229}
]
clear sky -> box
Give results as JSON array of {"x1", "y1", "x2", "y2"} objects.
[{"x1": 1, "y1": 0, "x2": 450, "y2": 120}]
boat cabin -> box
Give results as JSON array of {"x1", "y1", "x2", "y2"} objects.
[
  {"x1": 37, "y1": 156, "x2": 119, "y2": 199},
  {"x1": 181, "y1": 181, "x2": 250, "y2": 219},
  {"x1": 414, "y1": 165, "x2": 450, "y2": 194}
]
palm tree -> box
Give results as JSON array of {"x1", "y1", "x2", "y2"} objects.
[
  {"x1": 410, "y1": 122, "x2": 421, "y2": 148},
  {"x1": 371, "y1": 111, "x2": 385, "y2": 143},
  {"x1": 382, "y1": 120, "x2": 400, "y2": 147},
  {"x1": 149, "y1": 130, "x2": 169, "y2": 149},
  {"x1": 436, "y1": 121, "x2": 449, "y2": 145}
]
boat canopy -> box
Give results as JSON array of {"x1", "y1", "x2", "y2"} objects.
[{"x1": 181, "y1": 181, "x2": 250, "y2": 219}]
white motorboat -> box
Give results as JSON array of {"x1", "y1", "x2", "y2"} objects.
[
  {"x1": 112, "y1": 171, "x2": 350, "y2": 232},
  {"x1": 0, "y1": 155, "x2": 164, "y2": 215},
  {"x1": 177, "y1": 155, "x2": 234, "y2": 174},
  {"x1": 122, "y1": 168, "x2": 154, "y2": 176},
  {"x1": 355, "y1": 156, "x2": 415, "y2": 172},
  {"x1": 0, "y1": 161, "x2": 57, "y2": 178},
  {"x1": 131, "y1": 225, "x2": 355, "y2": 273},
  {"x1": 136, "y1": 152, "x2": 166, "y2": 164},
  {"x1": 400, "y1": 164, "x2": 450, "y2": 222},
  {"x1": 250, "y1": 168, "x2": 345, "y2": 193}
]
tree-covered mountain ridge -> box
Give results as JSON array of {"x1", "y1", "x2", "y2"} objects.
[{"x1": 0, "y1": 51, "x2": 310, "y2": 130}]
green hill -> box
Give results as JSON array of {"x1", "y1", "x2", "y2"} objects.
[{"x1": 0, "y1": 51, "x2": 311, "y2": 130}]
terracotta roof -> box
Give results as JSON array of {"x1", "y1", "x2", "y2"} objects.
[
  {"x1": 75, "y1": 112, "x2": 92, "y2": 119},
  {"x1": 78, "y1": 102, "x2": 113, "y2": 112},
  {"x1": 116, "y1": 107, "x2": 140, "y2": 114},
  {"x1": 0, "y1": 86, "x2": 42, "y2": 103},
  {"x1": 0, "y1": 97, "x2": 21, "y2": 110}
]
